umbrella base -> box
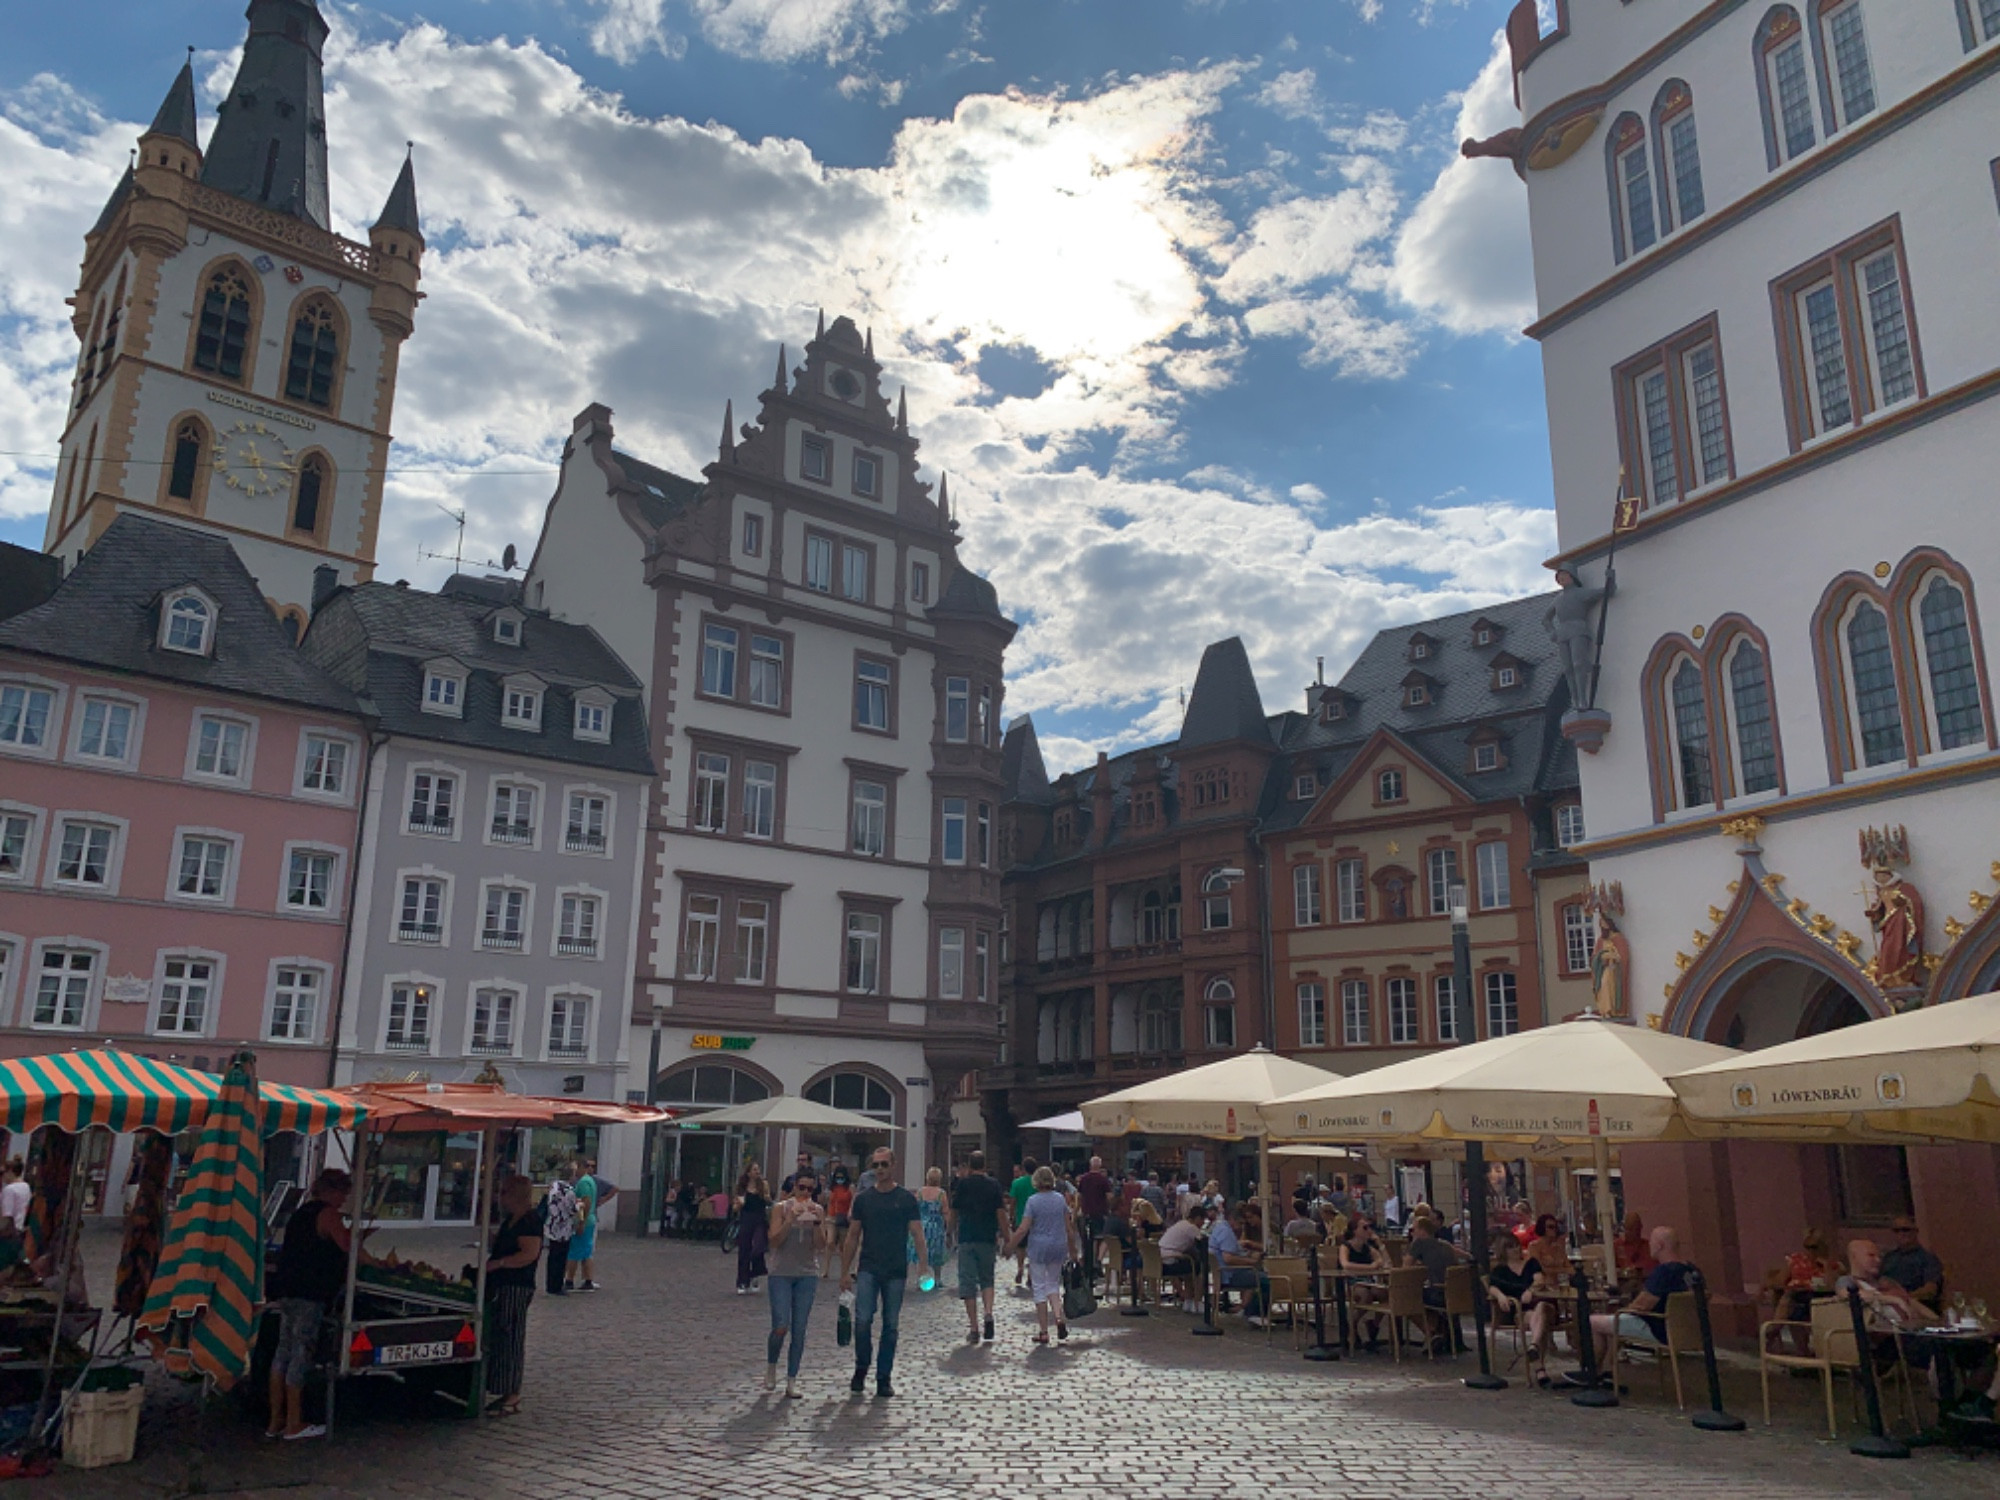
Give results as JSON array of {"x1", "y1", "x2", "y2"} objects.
[
  {"x1": 1303, "y1": 1345, "x2": 1340, "y2": 1362},
  {"x1": 1693, "y1": 1410, "x2": 1747, "y2": 1432},
  {"x1": 1191, "y1": 1324, "x2": 1223, "y2": 1337},
  {"x1": 1464, "y1": 1372, "x2": 1507, "y2": 1390},
  {"x1": 1848, "y1": 1432, "x2": 1909, "y2": 1460},
  {"x1": 1119, "y1": 1306, "x2": 1150, "y2": 1317}
]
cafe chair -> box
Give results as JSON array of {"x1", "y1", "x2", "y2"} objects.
[
  {"x1": 1382, "y1": 1266, "x2": 1429, "y2": 1363},
  {"x1": 1383, "y1": 1235, "x2": 1408, "y2": 1269},
  {"x1": 1616, "y1": 1291, "x2": 1702, "y2": 1409},
  {"x1": 1261, "y1": 1256, "x2": 1309, "y2": 1348},
  {"x1": 1442, "y1": 1265, "x2": 1480, "y2": 1359},
  {"x1": 1758, "y1": 1298, "x2": 1919, "y2": 1438}
]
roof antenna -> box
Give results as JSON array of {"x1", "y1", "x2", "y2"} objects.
[
  {"x1": 1316, "y1": 656, "x2": 1324, "y2": 685},
  {"x1": 418, "y1": 503, "x2": 467, "y2": 572}
]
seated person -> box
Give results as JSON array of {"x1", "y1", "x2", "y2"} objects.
[
  {"x1": 1338, "y1": 1218, "x2": 1389, "y2": 1348},
  {"x1": 1526, "y1": 1214, "x2": 1570, "y2": 1285},
  {"x1": 1487, "y1": 1237, "x2": 1558, "y2": 1378},
  {"x1": 1616, "y1": 1212, "x2": 1657, "y2": 1278},
  {"x1": 1207, "y1": 1205, "x2": 1270, "y2": 1328},
  {"x1": 1763, "y1": 1228, "x2": 1841, "y2": 1356},
  {"x1": 1157, "y1": 1204, "x2": 1208, "y2": 1308},
  {"x1": 1404, "y1": 1216, "x2": 1470, "y2": 1351},
  {"x1": 1879, "y1": 1217, "x2": 1944, "y2": 1312},
  {"x1": 1128, "y1": 1192, "x2": 1164, "y2": 1241},
  {"x1": 1283, "y1": 1207, "x2": 1324, "y2": 1247},
  {"x1": 1588, "y1": 1225, "x2": 1691, "y2": 1371}
]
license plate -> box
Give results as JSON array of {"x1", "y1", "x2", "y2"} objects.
[{"x1": 376, "y1": 1339, "x2": 454, "y2": 1365}]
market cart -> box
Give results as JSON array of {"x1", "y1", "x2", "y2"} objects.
[{"x1": 325, "y1": 1084, "x2": 664, "y2": 1430}]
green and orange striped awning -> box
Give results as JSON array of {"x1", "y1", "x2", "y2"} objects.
[{"x1": 0, "y1": 1049, "x2": 364, "y2": 1136}]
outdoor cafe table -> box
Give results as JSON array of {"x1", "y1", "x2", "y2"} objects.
[{"x1": 1893, "y1": 1323, "x2": 2000, "y2": 1419}]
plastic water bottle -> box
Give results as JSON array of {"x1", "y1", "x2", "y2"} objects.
[
  {"x1": 919, "y1": 1271, "x2": 937, "y2": 1293},
  {"x1": 837, "y1": 1293, "x2": 853, "y2": 1347}
]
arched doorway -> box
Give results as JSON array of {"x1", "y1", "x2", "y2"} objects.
[
  {"x1": 803, "y1": 1067, "x2": 904, "y2": 1181},
  {"x1": 1690, "y1": 954, "x2": 1884, "y2": 1048},
  {"x1": 655, "y1": 1060, "x2": 775, "y2": 1198}
]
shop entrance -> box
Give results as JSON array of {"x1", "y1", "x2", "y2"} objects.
[{"x1": 370, "y1": 1130, "x2": 484, "y2": 1223}]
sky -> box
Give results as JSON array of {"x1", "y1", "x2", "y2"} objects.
[{"x1": 0, "y1": 0, "x2": 1551, "y2": 775}]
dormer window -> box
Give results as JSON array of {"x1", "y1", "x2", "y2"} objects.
[
  {"x1": 1496, "y1": 667, "x2": 1517, "y2": 688},
  {"x1": 422, "y1": 667, "x2": 465, "y2": 717},
  {"x1": 1411, "y1": 642, "x2": 1428, "y2": 660},
  {"x1": 503, "y1": 684, "x2": 542, "y2": 731},
  {"x1": 574, "y1": 696, "x2": 610, "y2": 743},
  {"x1": 1406, "y1": 684, "x2": 1429, "y2": 707},
  {"x1": 492, "y1": 611, "x2": 523, "y2": 646},
  {"x1": 1473, "y1": 743, "x2": 1499, "y2": 772},
  {"x1": 1475, "y1": 628, "x2": 1491, "y2": 646},
  {"x1": 1490, "y1": 653, "x2": 1524, "y2": 691},
  {"x1": 1377, "y1": 768, "x2": 1405, "y2": 803},
  {"x1": 161, "y1": 591, "x2": 214, "y2": 656},
  {"x1": 853, "y1": 450, "x2": 881, "y2": 499},
  {"x1": 1293, "y1": 773, "x2": 1316, "y2": 800}
]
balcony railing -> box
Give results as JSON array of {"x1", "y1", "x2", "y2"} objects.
[
  {"x1": 480, "y1": 930, "x2": 525, "y2": 952},
  {"x1": 548, "y1": 1042, "x2": 588, "y2": 1061},
  {"x1": 564, "y1": 831, "x2": 607, "y2": 853},
  {"x1": 408, "y1": 814, "x2": 454, "y2": 837},
  {"x1": 555, "y1": 936, "x2": 599, "y2": 958},
  {"x1": 490, "y1": 820, "x2": 534, "y2": 845},
  {"x1": 397, "y1": 923, "x2": 443, "y2": 944},
  {"x1": 383, "y1": 1036, "x2": 429, "y2": 1053},
  {"x1": 470, "y1": 1038, "x2": 514, "y2": 1056}
]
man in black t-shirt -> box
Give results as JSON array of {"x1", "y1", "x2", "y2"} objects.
[
  {"x1": 839, "y1": 1147, "x2": 928, "y2": 1398},
  {"x1": 948, "y1": 1151, "x2": 1010, "y2": 1343}
]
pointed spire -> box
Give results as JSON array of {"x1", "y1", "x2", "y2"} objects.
[
  {"x1": 937, "y1": 473, "x2": 950, "y2": 529},
  {"x1": 372, "y1": 146, "x2": 420, "y2": 235},
  {"x1": 895, "y1": 386, "x2": 908, "y2": 435},
  {"x1": 201, "y1": 0, "x2": 333, "y2": 228},
  {"x1": 865, "y1": 325, "x2": 874, "y2": 359},
  {"x1": 719, "y1": 399, "x2": 736, "y2": 462},
  {"x1": 816, "y1": 308, "x2": 826, "y2": 340},
  {"x1": 772, "y1": 344, "x2": 788, "y2": 396},
  {"x1": 147, "y1": 55, "x2": 201, "y2": 147}
]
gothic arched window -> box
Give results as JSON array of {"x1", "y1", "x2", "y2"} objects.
[
  {"x1": 1651, "y1": 81, "x2": 1705, "y2": 233},
  {"x1": 1606, "y1": 112, "x2": 1656, "y2": 262},
  {"x1": 1843, "y1": 599, "x2": 1904, "y2": 767},
  {"x1": 1724, "y1": 639, "x2": 1780, "y2": 795},
  {"x1": 1915, "y1": 574, "x2": 1983, "y2": 751},
  {"x1": 284, "y1": 299, "x2": 341, "y2": 408},
  {"x1": 1670, "y1": 657, "x2": 1714, "y2": 806},
  {"x1": 166, "y1": 419, "x2": 206, "y2": 504},
  {"x1": 193, "y1": 267, "x2": 254, "y2": 380},
  {"x1": 1755, "y1": 6, "x2": 1818, "y2": 167},
  {"x1": 291, "y1": 453, "x2": 329, "y2": 536}
]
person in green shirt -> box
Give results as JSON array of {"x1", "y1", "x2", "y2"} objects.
[
  {"x1": 1008, "y1": 1157, "x2": 1037, "y2": 1290},
  {"x1": 567, "y1": 1159, "x2": 600, "y2": 1291}
]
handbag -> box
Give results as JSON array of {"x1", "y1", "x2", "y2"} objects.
[{"x1": 1061, "y1": 1260, "x2": 1098, "y2": 1320}]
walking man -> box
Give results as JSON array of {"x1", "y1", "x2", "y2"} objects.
[
  {"x1": 540, "y1": 1164, "x2": 578, "y2": 1295},
  {"x1": 1076, "y1": 1155, "x2": 1112, "y2": 1290},
  {"x1": 949, "y1": 1151, "x2": 1010, "y2": 1343},
  {"x1": 1008, "y1": 1157, "x2": 1037, "y2": 1289},
  {"x1": 840, "y1": 1147, "x2": 928, "y2": 1398}
]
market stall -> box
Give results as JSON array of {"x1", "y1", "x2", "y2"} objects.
[{"x1": 324, "y1": 1084, "x2": 665, "y2": 1430}]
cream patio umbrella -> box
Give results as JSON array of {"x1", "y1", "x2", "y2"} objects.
[
  {"x1": 1260, "y1": 1014, "x2": 1741, "y2": 1279},
  {"x1": 685, "y1": 1095, "x2": 903, "y2": 1132},
  {"x1": 1668, "y1": 990, "x2": 2000, "y2": 1144},
  {"x1": 1082, "y1": 1047, "x2": 1343, "y2": 1246}
]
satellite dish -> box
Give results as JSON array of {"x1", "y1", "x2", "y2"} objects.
[{"x1": 502, "y1": 543, "x2": 517, "y2": 571}]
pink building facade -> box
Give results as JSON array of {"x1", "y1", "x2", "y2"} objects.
[{"x1": 0, "y1": 519, "x2": 365, "y2": 1115}]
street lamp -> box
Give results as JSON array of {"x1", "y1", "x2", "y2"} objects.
[{"x1": 1449, "y1": 881, "x2": 1505, "y2": 1390}]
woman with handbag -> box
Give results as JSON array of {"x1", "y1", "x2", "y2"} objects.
[
  {"x1": 1006, "y1": 1166, "x2": 1079, "y2": 1345},
  {"x1": 734, "y1": 1164, "x2": 770, "y2": 1294}
]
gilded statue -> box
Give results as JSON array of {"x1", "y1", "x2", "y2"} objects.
[
  {"x1": 1859, "y1": 825, "x2": 1925, "y2": 990},
  {"x1": 1591, "y1": 911, "x2": 1631, "y2": 1020}
]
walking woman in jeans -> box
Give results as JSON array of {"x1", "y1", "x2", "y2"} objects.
[
  {"x1": 764, "y1": 1170, "x2": 831, "y2": 1397},
  {"x1": 1007, "y1": 1166, "x2": 1080, "y2": 1345}
]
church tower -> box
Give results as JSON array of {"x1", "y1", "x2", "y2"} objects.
[{"x1": 45, "y1": 0, "x2": 423, "y2": 634}]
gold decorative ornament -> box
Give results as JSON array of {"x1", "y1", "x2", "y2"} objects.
[
  {"x1": 1674, "y1": 951, "x2": 1692, "y2": 971},
  {"x1": 1692, "y1": 624, "x2": 1706, "y2": 640},
  {"x1": 1384, "y1": 840, "x2": 1400, "y2": 857},
  {"x1": 1646, "y1": 1012, "x2": 1665, "y2": 1031},
  {"x1": 1989, "y1": 860, "x2": 2000, "y2": 884},
  {"x1": 1727, "y1": 880, "x2": 1741, "y2": 894},
  {"x1": 1809, "y1": 913, "x2": 1835, "y2": 938},
  {"x1": 1784, "y1": 898, "x2": 1810, "y2": 921},
  {"x1": 1873, "y1": 562, "x2": 1891, "y2": 579},
  {"x1": 1708, "y1": 906, "x2": 1728, "y2": 925},
  {"x1": 1760, "y1": 873, "x2": 1786, "y2": 894},
  {"x1": 1921, "y1": 953, "x2": 1942, "y2": 973},
  {"x1": 1943, "y1": 915, "x2": 1966, "y2": 942},
  {"x1": 211, "y1": 419, "x2": 296, "y2": 499},
  {"x1": 1835, "y1": 931, "x2": 1862, "y2": 960},
  {"x1": 1719, "y1": 814, "x2": 1766, "y2": 842},
  {"x1": 1691, "y1": 930, "x2": 1709, "y2": 950},
  {"x1": 1969, "y1": 890, "x2": 1992, "y2": 912}
]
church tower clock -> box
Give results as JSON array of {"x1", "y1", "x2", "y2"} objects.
[{"x1": 45, "y1": 0, "x2": 423, "y2": 634}]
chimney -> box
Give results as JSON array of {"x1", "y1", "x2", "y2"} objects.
[
  {"x1": 311, "y1": 565, "x2": 339, "y2": 615},
  {"x1": 1087, "y1": 750, "x2": 1114, "y2": 850}
]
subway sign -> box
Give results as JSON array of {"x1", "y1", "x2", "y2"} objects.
[{"x1": 690, "y1": 1034, "x2": 756, "y2": 1051}]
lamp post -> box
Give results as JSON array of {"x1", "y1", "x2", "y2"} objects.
[
  {"x1": 1451, "y1": 883, "x2": 1505, "y2": 1390},
  {"x1": 638, "y1": 1002, "x2": 664, "y2": 1236}
]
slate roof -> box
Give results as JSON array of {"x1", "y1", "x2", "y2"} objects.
[
  {"x1": 1178, "y1": 636, "x2": 1271, "y2": 748},
  {"x1": 0, "y1": 542, "x2": 62, "y2": 624},
  {"x1": 610, "y1": 450, "x2": 704, "y2": 530},
  {"x1": 300, "y1": 580, "x2": 653, "y2": 776},
  {"x1": 372, "y1": 153, "x2": 420, "y2": 235},
  {"x1": 932, "y1": 563, "x2": 1008, "y2": 625},
  {"x1": 1000, "y1": 716, "x2": 1055, "y2": 805},
  {"x1": 0, "y1": 514, "x2": 357, "y2": 714},
  {"x1": 148, "y1": 61, "x2": 200, "y2": 146},
  {"x1": 89, "y1": 165, "x2": 134, "y2": 240}
]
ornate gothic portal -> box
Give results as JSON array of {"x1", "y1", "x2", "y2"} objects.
[{"x1": 1697, "y1": 957, "x2": 1873, "y2": 1049}]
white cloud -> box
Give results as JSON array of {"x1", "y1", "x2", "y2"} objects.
[
  {"x1": 1258, "y1": 67, "x2": 1319, "y2": 120},
  {"x1": 1388, "y1": 30, "x2": 1535, "y2": 335},
  {"x1": 688, "y1": 0, "x2": 917, "y2": 65},
  {"x1": 588, "y1": 0, "x2": 684, "y2": 65},
  {"x1": 0, "y1": 21, "x2": 1551, "y2": 760}
]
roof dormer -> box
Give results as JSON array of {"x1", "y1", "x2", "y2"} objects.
[
  {"x1": 1400, "y1": 669, "x2": 1438, "y2": 708},
  {"x1": 490, "y1": 607, "x2": 526, "y2": 647},
  {"x1": 1407, "y1": 630, "x2": 1440, "y2": 663},
  {"x1": 572, "y1": 686, "x2": 613, "y2": 743},
  {"x1": 1466, "y1": 721, "x2": 1509, "y2": 774},
  {"x1": 1469, "y1": 617, "x2": 1505, "y2": 648},
  {"x1": 1489, "y1": 651, "x2": 1528, "y2": 691},
  {"x1": 158, "y1": 584, "x2": 219, "y2": 657},
  {"x1": 500, "y1": 672, "x2": 547, "y2": 732},
  {"x1": 1316, "y1": 686, "x2": 1358, "y2": 725},
  {"x1": 421, "y1": 656, "x2": 469, "y2": 718}
]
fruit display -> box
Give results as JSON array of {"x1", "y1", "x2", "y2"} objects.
[{"x1": 355, "y1": 1252, "x2": 474, "y2": 1305}]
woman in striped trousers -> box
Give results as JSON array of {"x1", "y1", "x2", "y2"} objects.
[{"x1": 485, "y1": 1175, "x2": 543, "y2": 1414}]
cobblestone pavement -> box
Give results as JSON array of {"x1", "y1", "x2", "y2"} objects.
[{"x1": 35, "y1": 1231, "x2": 2000, "y2": 1499}]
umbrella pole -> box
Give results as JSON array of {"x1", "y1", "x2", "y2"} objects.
[
  {"x1": 1257, "y1": 1135, "x2": 1272, "y2": 1254},
  {"x1": 471, "y1": 1125, "x2": 494, "y2": 1422},
  {"x1": 1462, "y1": 1139, "x2": 1505, "y2": 1390},
  {"x1": 1590, "y1": 1134, "x2": 1618, "y2": 1286},
  {"x1": 332, "y1": 1125, "x2": 373, "y2": 1438},
  {"x1": 32, "y1": 1131, "x2": 89, "y2": 1453}
]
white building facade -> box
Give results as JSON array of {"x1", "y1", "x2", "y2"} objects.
[
  {"x1": 1489, "y1": 0, "x2": 2000, "y2": 1314},
  {"x1": 525, "y1": 316, "x2": 1014, "y2": 1205}
]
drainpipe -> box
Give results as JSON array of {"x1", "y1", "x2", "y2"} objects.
[
  {"x1": 326, "y1": 728, "x2": 388, "y2": 1089},
  {"x1": 1524, "y1": 798, "x2": 1553, "y2": 1027},
  {"x1": 1252, "y1": 827, "x2": 1276, "y2": 1051}
]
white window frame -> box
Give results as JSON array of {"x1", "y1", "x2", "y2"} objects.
[
  {"x1": 1483, "y1": 970, "x2": 1521, "y2": 1038},
  {"x1": 1472, "y1": 742, "x2": 1499, "y2": 772},
  {"x1": 1298, "y1": 981, "x2": 1327, "y2": 1047},
  {"x1": 1555, "y1": 802, "x2": 1586, "y2": 849},
  {"x1": 185, "y1": 709, "x2": 256, "y2": 787},
  {"x1": 841, "y1": 542, "x2": 872, "y2": 603},
  {"x1": 1497, "y1": 667, "x2": 1517, "y2": 688},
  {"x1": 1836, "y1": 595, "x2": 1906, "y2": 777},
  {"x1": 1335, "y1": 858, "x2": 1366, "y2": 924},
  {"x1": 553, "y1": 886, "x2": 606, "y2": 960},
  {"x1": 0, "y1": 676, "x2": 64, "y2": 760},
  {"x1": 1201, "y1": 868, "x2": 1233, "y2": 931},
  {"x1": 733, "y1": 898, "x2": 770, "y2": 986},
  {"x1": 573, "y1": 693, "x2": 612, "y2": 743},
  {"x1": 1340, "y1": 978, "x2": 1371, "y2": 1047},
  {"x1": 801, "y1": 432, "x2": 831, "y2": 484},
  {"x1": 851, "y1": 780, "x2": 887, "y2": 857},
  {"x1": 29, "y1": 939, "x2": 105, "y2": 1030},
  {"x1": 544, "y1": 987, "x2": 596, "y2": 1062},
  {"x1": 478, "y1": 880, "x2": 533, "y2": 953},
  {"x1": 492, "y1": 611, "x2": 522, "y2": 645},
  {"x1": 422, "y1": 666, "x2": 466, "y2": 718},
  {"x1": 46, "y1": 812, "x2": 127, "y2": 893},
  {"x1": 160, "y1": 587, "x2": 217, "y2": 656},
  {"x1": 845, "y1": 910, "x2": 883, "y2": 995},
  {"x1": 466, "y1": 981, "x2": 523, "y2": 1058},
  {"x1": 1794, "y1": 274, "x2": 1853, "y2": 441},
  {"x1": 150, "y1": 948, "x2": 223, "y2": 1038},
  {"x1": 1386, "y1": 976, "x2": 1420, "y2": 1045},
  {"x1": 1475, "y1": 840, "x2": 1511, "y2": 910},
  {"x1": 1292, "y1": 862, "x2": 1322, "y2": 927},
  {"x1": 394, "y1": 867, "x2": 453, "y2": 947},
  {"x1": 263, "y1": 957, "x2": 329, "y2": 1044},
  {"x1": 945, "y1": 677, "x2": 971, "y2": 742},
  {"x1": 0, "y1": 933, "x2": 26, "y2": 1027},
  {"x1": 700, "y1": 622, "x2": 739, "y2": 699},
  {"x1": 683, "y1": 893, "x2": 723, "y2": 981},
  {"x1": 1377, "y1": 768, "x2": 1404, "y2": 802},
  {"x1": 501, "y1": 678, "x2": 544, "y2": 732},
  {"x1": 742, "y1": 759, "x2": 778, "y2": 840},
  {"x1": 693, "y1": 751, "x2": 730, "y2": 833},
  {"x1": 942, "y1": 797, "x2": 968, "y2": 865},
  {"x1": 486, "y1": 776, "x2": 543, "y2": 850},
  {"x1": 294, "y1": 727, "x2": 359, "y2": 802},
  {"x1": 1293, "y1": 773, "x2": 1316, "y2": 800},
  {"x1": 562, "y1": 786, "x2": 615, "y2": 858},
  {"x1": 938, "y1": 927, "x2": 965, "y2": 1000},
  {"x1": 1851, "y1": 247, "x2": 1918, "y2": 419},
  {"x1": 0, "y1": 804, "x2": 43, "y2": 886},
  {"x1": 1614, "y1": 134, "x2": 1657, "y2": 257},
  {"x1": 855, "y1": 659, "x2": 892, "y2": 733},
  {"x1": 405, "y1": 763, "x2": 463, "y2": 840},
  {"x1": 1204, "y1": 998, "x2": 1236, "y2": 1050},
  {"x1": 852, "y1": 448, "x2": 882, "y2": 499},
  {"x1": 380, "y1": 974, "x2": 440, "y2": 1055},
  {"x1": 1435, "y1": 973, "x2": 1461, "y2": 1043},
  {"x1": 1425, "y1": 846, "x2": 1459, "y2": 916},
  {"x1": 279, "y1": 841, "x2": 342, "y2": 916},
  {"x1": 804, "y1": 533, "x2": 834, "y2": 593},
  {"x1": 747, "y1": 634, "x2": 785, "y2": 710},
  {"x1": 1819, "y1": 0, "x2": 1876, "y2": 131},
  {"x1": 1563, "y1": 903, "x2": 1598, "y2": 976},
  {"x1": 67, "y1": 689, "x2": 143, "y2": 770}
]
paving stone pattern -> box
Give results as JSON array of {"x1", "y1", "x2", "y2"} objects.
[{"x1": 37, "y1": 1233, "x2": 2000, "y2": 1499}]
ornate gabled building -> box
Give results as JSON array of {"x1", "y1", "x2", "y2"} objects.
[
  {"x1": 523, "y1": 314, "x2": 1015, "y2": 1197},
  {"x1": 46, "y1": 0, "x2": 422, "y2": 630},
  {"x1": 987, "y1": 638, "x2": 1279, "y2": 1182}
]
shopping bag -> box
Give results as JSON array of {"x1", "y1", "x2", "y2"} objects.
[
  {"x1": 1061, "y1": 1261, "x2": 1098, "y2": 1320},
  {"x1": 836, "y1": 1290, "x2": 854, "y2": 1347}
]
